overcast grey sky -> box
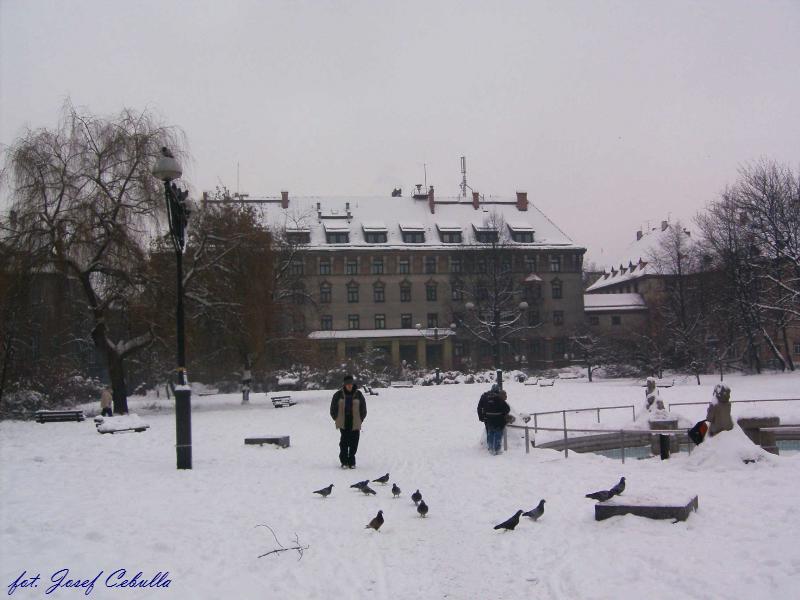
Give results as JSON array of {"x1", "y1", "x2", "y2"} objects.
[{"x1": 2, "y1": 0, "x2": 798, "y2": 265}]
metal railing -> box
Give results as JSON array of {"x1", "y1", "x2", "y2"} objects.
[
  {"x1": 526, "y1": 405, "x2": 637, "y2": 432},
  {"x1": 667, "y1": 398, "x2": 800, "y2": 411}
]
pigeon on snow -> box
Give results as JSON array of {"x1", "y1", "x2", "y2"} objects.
[
  {"x1": 313, "y1": 484, "x2": 334, "y2": 498},
  {"x1": 373, "y1": 473, "x2": 390, "y2": 485},
  {"x1": 350, "y1": 479, "x2": 369, "y2": 489},
  {"x1": 411, "y1": 489, "x2": 422, "y2": 505},
  {"x1": 366, "y1": 510, "x2": 384, "y2": 531},
  {"x1": 522, "y1": 499, "x2": 545, "y2": 521},
  {"x1": 494, "y1": 510, "x2": 524, "y2": 531},
  {"x1": 391, "y1": 483, "x2": 401, "y2": 498},
  {"x1": 609, "y1": 477, "x2": 626, "y2": 496},
  {"x1": 417, "y1": 500, "x2": 429, "y2": 518},
  {"x1": 585, "y1": 489, "x2": 615, "y2": 502},
  {"x1": 360, "y1": 484, "x2": 377, "y2": 496}
]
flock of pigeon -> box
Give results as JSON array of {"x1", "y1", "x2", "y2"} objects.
[
  {"x1": 312, "y1": 473, "x2": 429, "y2": 532},
  {"x1": 313, "y1": 475, "x2": 625, "y2": 533}
]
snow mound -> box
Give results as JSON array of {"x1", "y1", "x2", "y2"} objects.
[
  {"x1": 95, "y1": 413, "x2": 150, "y2": 433},
  {"x1": 682, "y1": 425, "x2": 777, "y2": 470}
]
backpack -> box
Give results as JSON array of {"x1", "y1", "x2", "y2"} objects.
[{"x1": 688, "y1": 420, "x2": 709, "y2": 445}]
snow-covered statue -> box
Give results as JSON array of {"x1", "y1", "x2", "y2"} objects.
[
  {"x1": 644, "y1": 377, "x2": 665, "y2": 412},
  {"x1": 706, "y1": 383, "x2": 734, "y2": 437}
]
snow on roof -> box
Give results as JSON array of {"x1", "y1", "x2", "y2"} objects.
[
  {"x1": 362, "y1": 222, "x2": 388, "y2": 232},
  {"x1": 586, "y1": 222, "x2": 692, "y2": 292},
  {"x1": 250, "y1": 195, "x2": 581, "y2": 251},
  {"x1": 583, "y1": 293, "x2": 647, "y2": 312},
  {"x1": 507, "y1": 221, "x2": 535, "y2": 232}
]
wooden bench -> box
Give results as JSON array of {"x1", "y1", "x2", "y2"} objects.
[
  {"x1": 390, "y1": 381, "x2": 413, "y2": 388},
  {"x1": 245, "y1": 436, "x2": 290, "y2": 448},
  {"x1": 595, "y1": 495, "x2": 698, "y2": 522},
  {"x1": 538, "y1": 379, "x2": 555, "y2": 387},
  {"x1": 35, "y1": 410, "x2": 85, "y2": 423},
  {"x1": 271, "y1": 395, "x2": 296, "y2": 408},
  {"x1": 524, "y1": 378, "x2": 539, "y2": 386},
  {"x1": 363, "y1": 385, "x2": 379, "y2": 396}
]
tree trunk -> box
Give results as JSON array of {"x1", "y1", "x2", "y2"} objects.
[
  {"x1": 587, "y1": 365, "x2": 593, "y2": 382},
  {"x1": 780, "y1": 325, "x2": 795, "y2": 371},
  {"x1": 107, "y1": 351, "x2": 130, "y2": 414}
]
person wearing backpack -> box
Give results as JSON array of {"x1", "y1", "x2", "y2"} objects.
[{"x1": 477, "y1": 385, "x2": 510, "y2": 455}]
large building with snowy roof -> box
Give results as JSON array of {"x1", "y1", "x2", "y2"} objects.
[{"x1": 206, "y1": 189, "x2": 586, "y2": 369}]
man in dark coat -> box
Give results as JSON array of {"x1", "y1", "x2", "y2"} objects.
[
  {"x1": 330, "y1": 374, "x2": 367, "y2": 468},
  {"x1": 477, "y1": 385, "x2": 510, "y2": 455}
]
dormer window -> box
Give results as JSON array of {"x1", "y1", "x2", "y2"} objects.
[
  {"x1": 508, "y1": 222, "x2": 535, "y2": 243},
  {"x1": 286, "y1": 229, "x2": 311, "y2": 244},
  {"x1": 400, "y1": 223, "x2": 425, "y2": 244},
  {"x1": 324, "y1": 223, "x2": 350, "y2": 244},
  {"x1": 437, "y1": 223, "x2": 463, "y2": 244},
  {"x1": 363, "y1": 223, "x2": 388, "y2": 244},
  {"x1": 473, "y1": 224, "x2": 498, "y2": 244}
]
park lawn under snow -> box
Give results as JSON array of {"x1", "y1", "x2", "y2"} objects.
[{"x1": 1, "y1": 373, "x2": 799, "y2": 600}]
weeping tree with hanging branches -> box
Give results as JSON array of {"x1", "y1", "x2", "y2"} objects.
[{"x1": 3, "y1": 101, "x2": 186, "y2": 414}]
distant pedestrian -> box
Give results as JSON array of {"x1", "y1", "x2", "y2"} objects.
[
  {"x1": 706, "y1": 383, "x2": 733, "y2": 437},
  {"x1": 477, "y1": 385, "x2": 511, "y2": 455},
  {"x1": 100, "y1": 387, "x2": 113, "y2": 417},
  {"x1": 330, "y1": 374, "x2": 367, "y2": 468}
]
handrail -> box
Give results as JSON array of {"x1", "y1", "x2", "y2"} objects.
[
  {"x1": 508, "y1": 424, "x2": 688, "y2": 435},
  {"x1": 524, "y1": 405, "x2": 637, "y2": 433},
  {"x1": 668, "y1": 398, "x2": 800, "y2": 410}
]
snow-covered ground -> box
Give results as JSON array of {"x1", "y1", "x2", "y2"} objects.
[{"x1": 2, "y1": 372, "x2": 799, "y2": 599}]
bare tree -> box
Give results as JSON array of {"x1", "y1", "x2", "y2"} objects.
[{"x1": 3, "y1": 101, "x2": 185, "y2": 413}]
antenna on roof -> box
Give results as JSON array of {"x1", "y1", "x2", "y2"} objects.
[
  {"x1": 237, "y1": 161, "x2": 240, "y2": 196},
  {"x1": 460, "y1": 156, "x2": 467, "y2": 199},
  {"x1": 424, "y1": 163, "x2": 428, "y2": 191}
]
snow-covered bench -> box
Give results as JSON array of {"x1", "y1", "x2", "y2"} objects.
[
  {"x1": 35, "y1": 410, "x2": 85, "y2": 423},
  {"x1": 245, "y1": 436, "x2": 290, "y2": 448},
  {"x1": 538, "y1": 379, "x2": 555, "y2": 387},
  {"x1": 94, "y1": 414, "x2": 150, "y2": 434},
  {"x1": 390, "y1": 381, "x2": 413, "y2": 388},
  {"x1": 271, "y1": 395, "x2": 296, "y2": 408},
  {"x1": 524, "y1": 378, "x2": 539, "y2": 386},
  {"x1": 595, "y1": 495, "x2": 699, "y2": 522}
]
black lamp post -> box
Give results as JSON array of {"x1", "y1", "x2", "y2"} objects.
[
  {"x1": 415, "y1": 323, "x2": 457, "y2": 384},
  {"x1": 152, "y1": 149, "x2": 193, "y2": 470}
]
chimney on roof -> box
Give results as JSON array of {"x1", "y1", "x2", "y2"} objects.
[
  {"x1": 516, "y1": 191, "x2": 528, "y2": 212},
  {"x1": 661, "y1": 220, "x2": 668, "y2": 232},
  {"x1": 281, "y1": 190, "x2": 289, "y2": 209},
  {"x1": 636, "y1": 230, "x2": 643, "y2": 241},
  {"x1": 428, "y1": 186, "x2": 435, "y2": 214},
  {"x1": 472, "y1": 191, "x2": 480, "y2": 210}
]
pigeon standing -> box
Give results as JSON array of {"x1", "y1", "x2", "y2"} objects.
[
  {"x1": 411, "y1": 490, "x2": 422, "y2": 506},
  {"x1": 609, "y1": 477, "x2": 626, "y2": 496},
  {"x1": 366, "y1": 510, "x2": 384, "y2": 532},
  {"x1": 360, "y1": 484, "x2": 377, "y2": 496},
  {"x1": 373, "y1": 473, "x2": 390, "y2": 485},
  {"x1": 391, "y1": 483, "x2": 401, "y2": 498},
  {"x1": 522, "y1": 499, "x2": 545, "y2": 521},
  {"x1": 494, "y1": 510, "x2": 524, "y2": 531},
  {"x1": 313, "y1": 484, "x2": 334, "y2": 498},
  {"x1": 417, "y1": 500, "x2": 429, "y2": 518},
  {"x1": 350, "y1": 480, "x2": 369, "y2": 489},
  {"x1": 585, "y1": 489, "x2": 614, "y2": 502}
]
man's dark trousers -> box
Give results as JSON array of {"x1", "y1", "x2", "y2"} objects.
[{"x1": 339, "y1": 429, "x2": 360, "y2": 467}]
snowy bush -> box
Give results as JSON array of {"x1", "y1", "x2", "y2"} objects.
[{"x1": 0, "y1": 389, "x2": 47, "y2": 420}]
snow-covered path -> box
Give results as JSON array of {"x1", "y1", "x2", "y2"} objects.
[{"x1": 2, "y1": 373, "x2": 799, "y2": 599}]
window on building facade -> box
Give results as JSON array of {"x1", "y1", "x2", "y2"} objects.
[
  {"x1": 292, "y1": 286, "x2": 306, "y2": 304},
  {"x1": 402, "y1": 231, "x2": 425, "y2": 243},
  {"x1": 400, "y1": 283, "x2": 411, "y2": 302},
  {"x1": 347, "y1": 283, "x2": 359, "y2": 303},
  {"x1": 401, "y1": 313, "x2": 413, "y2": 329},
  {"x1": 287, "y1": 231, "x2": 310, "y2": 245},
  {"x1": 794, "y1": 342, "x2": 800, "y2": 355},
  {"x1": 398, "y1": 258, "x2": 410, "y2": 274},
  {"x1": 426, "y1": 283, "x2": 437, "y2": 301},
  {"x1": 365, "y1": 232, "x2": 387, "y2": 244},
  {"x1": 612, "y1": 315, "x2": 622, "y2": 325},
  {"x1": 524, "y1": 256, "x2": 536, "y2": 273},
  {"x1": 475, "y1": 230, "x2": 499, "y2": 243},
  {"x1": 477, "y1": 286, "x2": 489, "y2": 301},
  {"x1": 553, "y1": 338, "x2": 566, "y2": 358},
  {"x1": 476, "y1": 259, "x2": 487, "y2": 273},
  {"x1": 321, "y1": 315, "x2": 333, "y2": 330},
  {"x1": 553, "y1": 310, "x2": 564, "y2": 326},
  {"x1": 424, "y1": 256, "x2": 437, "y2": 274},
  {"x1": 320, "y1": 283, "x2": 332, "y2": 304},
  {"x1": 319, "y1": 259, "x2": 331, "y2": 275},
  {"x1": 528, "y1": 310, "x2": 540, "y2": 326},
  {"x1": 348, "y1": 314, "x2": 360, "y2": 330},
  {"x1": 589, "y1": 315, "x2": 600, "y2": 326},
  {"x1": 346, "y1": 259, "x2": 358, "y2": 275},
  {"x1": 326, "y1": 232, "x2": 349, "y2": 244},
  {"x1": 289, "y1": 260, "x2": 304, "y2": 276},
  {"x1": 549, "y1": 255, "x2": 562, "y2": 272},
  {"x1": 551, "y1": 279, "x2": 563, "y2": 299},
  {"x1": 427, "y1": 313, "x2": 438, "y2": 328},
  {"x1": 373, "y1": 283, "x2": 385, "y2": 303},
  {"x1": 450, "y1": 257, "x2": 462, "y2": 273},
  {"x1": 374, "y1": 314, "x2": 386, "y2": 330},
  {"x1": 529, "y1": 338, "x2": 542, "y2": 358},
  {"x1": 372, "y1": 257, "x2": 384, "y2": 274},
  {"x1": 440, "y1": 231, "x2": 462, "y2": 243},
  {"x1": 451, "y1": 285, "x2": 463, "y2": 301},
  {"x1": 511, "y1": 231, "x2": 534, "y2": 243}
]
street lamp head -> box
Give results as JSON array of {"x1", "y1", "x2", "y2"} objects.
[
  {"x1": 415, "y1": 323, "x2": 422, "y2": 330},
  {"x1": 449, "y1": 323, "x2": 456, "y2": 330},
  {"x1": 519, "y1": 301, "x2": 529, "y2": 310},
  {"x1": 152, "y1": 154, "x2": 182, "y2": 182},
  {"x1": 465, "y1": 302, "x2": 475, "y2": 311}
]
